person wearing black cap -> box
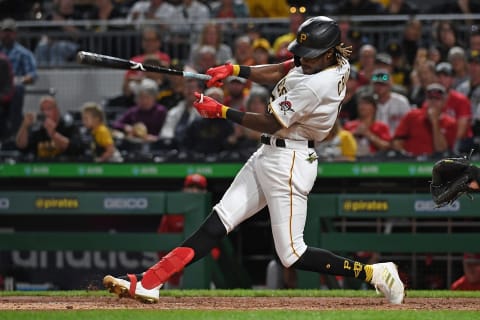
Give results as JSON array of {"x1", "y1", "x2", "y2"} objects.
[
  {"x1": 392, "y1": 83, "x2": 457, "y2": 157},
  {"x1": 434, "y1": 62, "x2": 473, "y2": 154},
  {"x1": 0, "y1": 18, "x2": 37, "y2": 139}
]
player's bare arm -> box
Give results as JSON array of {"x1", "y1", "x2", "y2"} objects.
[
  {"x1": 248, "y1": 62, "x2": 294, "y2": 85},
  {"x1": 205, "y1": 61, "x2": 294, "y2": 88}
]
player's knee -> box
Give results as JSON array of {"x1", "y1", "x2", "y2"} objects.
[{"x1": 201, "y1": 210, "x2": 227, "y2": 238}]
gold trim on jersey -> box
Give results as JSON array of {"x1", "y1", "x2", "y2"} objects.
[
  {"x1": 268, "y1": 103, "x2": 288, "y2": 128},
  {"x1": 289, "y1": 151, "x2": 300, "y2": 258}
]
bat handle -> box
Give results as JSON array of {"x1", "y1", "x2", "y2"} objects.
[{"x1": 183, "y1": 71, "x2": 212, "y2": 81}]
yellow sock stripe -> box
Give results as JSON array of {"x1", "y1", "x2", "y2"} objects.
[
  {"x1": 232, "y1": 64, "x2": 241, "y2": 76},
  {"x1": 221, "y1": 105, "x2": 229, "y2": 119},
  {"x1": 364, "y1": 265, "x2": 373, "y2": 282}
]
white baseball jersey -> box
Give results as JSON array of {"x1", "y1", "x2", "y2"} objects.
[
  {"x1": 375, "y1": 92, "x2": 411, "y2": 135},
  {"x1": 214, "y1": 58, "x2": 351, "y2": 268}
]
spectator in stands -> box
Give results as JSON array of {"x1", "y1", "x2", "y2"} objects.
[
  {"x1": 119, "y1": 26, "x2": 171, "y2": 107},
  {"x1": 244, "y1": 0, "x2": 290, "y2": 18},
  {"x1": 470, "y1": 25, "x2": 480, "y2": 51},
  {"x1": 344, "y1": 94, "x2": 391, "y2": 158},
  {"x1": 159, "y1": 78, "x2": 201, "y2": 146},
  {"x1": 211, "y1": 0, "x2": 249, "y2": 18},
  {"x1": 374, "y1": 53, "x2": 408, "y2": 96},
  {"x1": 231, "y1": 35, "x2": 255, "y2": 66},
  {"x1": 384, "y1": 0, "x2": 418, "y2": 16},
  {"x1": 183, "y1": 112, "x2": 234, "y2": 155},
  {"x1": 401, "y1": 18, "x2": 424, "y2": 68},
  {"x1": 371, "y1": 69, "x2": 411, "y2": 135},
  {"x1": 356, "y1": 44, "x2": 377, "y2": 86},
  {"x1": 341, "y1": 21, "x2": 366, "y2": 65},
  {"x1": 224, "y1": 76, "x2": 248, "y2": 111},
  {"x1": 188, "y1": 23, "x2": 232, "y2": 68},
  {"x1": 431, "y1": 21, "x2": 464, "y2": 63},
  {"x1": 0, "y1": 18, "x2": 38, "y2": 140},
  {"x1": 34, "y1": 0, "x2": 82, "y2": 66},
  {"x1": 126, "y1": 0, "x2": 176, "y2": 25},
  {"x1": 457, "y1": 50, "x2": 480, "y2": 138},
  {"x1": 428, "y1": 1, "x2": 480, "y2": 26},
  {"x1": 157, "y1": 60, "x2": 186, "y2": 110},
  {"x1": 334, "y1": 0, "x2": 385, "y2": 17},
  {"x1": 447, "y1": 47, "x2": 469, "y2": 91},
  {"x1": 451, "y1": 253, "x2": 480, "y2": 291},
  {"x1": 272, "y1": 12, "x2": 305, "y2": 63},
  {"x1": 252, "y1": 38, "x2": 273, "y2": 65},
  {"x1": 392, "y1": 83, "x2": 457, "y2": 158},
  {"x1": 84, "y1": 0, "x2": 126, "y2": 32},
  {"x1": 227, "y1": 85, "x2": 268, "y2": 152},
  {"x1": 0, "y1": 52, "x2": 14, "y2": 141},
  {"x1": 113, "y1": 78, "x2": 167, "y2": 142},
  {"x1": 385, "y1": 40, "x2": 411, "y2": 89},
  {"x1": 81, "y1": 102, "x2": 123, "y2": 162},
  {"x1": 409, "y1": 59, "x2": 437, "y2": 108},
  {"x1": 316, "y1": 119, "x2": 357, "y2": 162},
  {"x1": 190, "y1": 45, "x2": 218, "y2": 75},
  {"x1": 433, "y1": 62, "x2": 473, "y2": 154},
  {"x1": 15, "y1": 95, "x2": 82, "y2": 160},
  {"x1": 169, "y1": 0, "x2": 211, "y2": 36}
]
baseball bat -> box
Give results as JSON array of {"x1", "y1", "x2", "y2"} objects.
[{"x1": 76, "y1": 51, "x2": 211, "y2": 81}]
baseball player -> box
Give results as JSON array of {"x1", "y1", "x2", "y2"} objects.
[{"x1": 103, "y1": 16, "x2": 405, "y2": 304}]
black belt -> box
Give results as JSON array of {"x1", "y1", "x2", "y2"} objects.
[{"x1": 260, "y1": 135, "x2": 314, "y2": 148}]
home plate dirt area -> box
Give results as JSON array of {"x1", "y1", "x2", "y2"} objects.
[{"x1": 0, "y1": 296, "x2": 479, "y2": 311}]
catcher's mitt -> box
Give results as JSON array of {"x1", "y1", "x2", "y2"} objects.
[{"x1": 430, "y1": 156, "x2": 479, "y2": 207}]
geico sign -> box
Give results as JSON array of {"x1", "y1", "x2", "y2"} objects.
[
  {"x1": 414, "y1": 200, "x2": 460, "y2": 212},
  {"x1": 0, "y1": 198, "x2": 9, "y2": 209},
  {"x1": 104, "y1": 197, "x2": 148, "y2": 210}
]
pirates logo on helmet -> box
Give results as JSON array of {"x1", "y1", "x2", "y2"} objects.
[{"x1": 288, "y1": 16, "x2": 341, "y2": 59}]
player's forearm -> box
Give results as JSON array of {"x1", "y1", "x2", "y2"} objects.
[
  {"x1": 224, "y1": 107, "x2": 282, "y2": 134},
  {"x1": 15, "y1": 125, "x2": 29, "y2": 149},
  {"x1": 247, "y1": 61, "x2": 293, "y2": 85}
]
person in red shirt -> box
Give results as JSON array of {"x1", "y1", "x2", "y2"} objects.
[
  {"x1": 432, "y1": 62, "x2": 473, "y2": 153},
  {"x1": 344, "y1": 94, "x2": 391, "y2": 157},
  {"x1": 392, "y1": 83, "x2": 457, "y2": 157},
  {"x1": 451, "y1": 253, "x2": 480, "y2": 291}
]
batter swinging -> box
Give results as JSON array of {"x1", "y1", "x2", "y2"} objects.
[{"x1": 103, "y1": 16, "x2": 405, "y2": 304}]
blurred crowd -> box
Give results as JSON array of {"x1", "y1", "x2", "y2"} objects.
[{"x1": 2, "y1": 0, "x2": 480, "y2": 163}]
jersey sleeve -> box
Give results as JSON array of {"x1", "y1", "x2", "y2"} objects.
[{"x1": 269, "y1": 83, "x2": 325, "y2": 128}]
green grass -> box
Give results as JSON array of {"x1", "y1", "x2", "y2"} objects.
[
  {"x1": 2, "y1": 310, "x2": 480, "y2": 320},
  {"x1": 2, "y1": 290, "x2": 480, "y2": 320}
]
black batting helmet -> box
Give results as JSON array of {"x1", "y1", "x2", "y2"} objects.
[{"x1": 288, "y1": 16, "x2": 341, "y2": 59}]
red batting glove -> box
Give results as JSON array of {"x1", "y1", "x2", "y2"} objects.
[
  {"x1": 193, "y1": 92, "x2": 225, "y2": 118},
  {"x1": 205, "y1": 63, "x2": 234, "y2": 87}
]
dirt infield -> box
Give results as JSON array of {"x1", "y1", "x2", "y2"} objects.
[{"x1": 1, "y1": 296, "x2": 479, "y2": 311}]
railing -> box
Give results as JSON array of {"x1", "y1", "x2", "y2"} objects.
[{"x1": 13, "y1": 14, "x2": 480, "y2": 65}]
